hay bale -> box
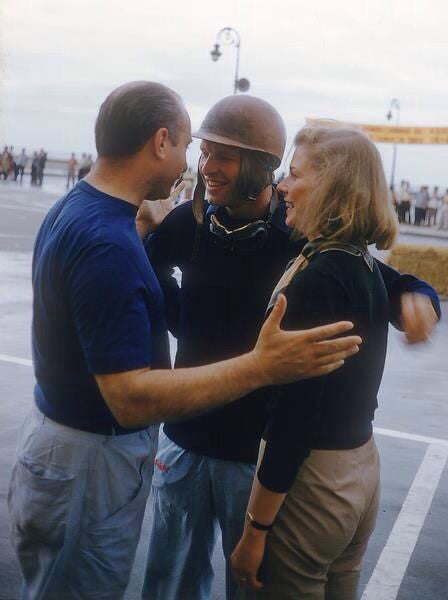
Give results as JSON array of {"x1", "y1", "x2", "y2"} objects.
[{"x1": 385, "y1": 243, "x2": 448, "y2": 297}]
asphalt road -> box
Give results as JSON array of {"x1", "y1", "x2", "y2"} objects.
[{"x1": 0, "y1": 179, "x2": 447, "y2": 600}]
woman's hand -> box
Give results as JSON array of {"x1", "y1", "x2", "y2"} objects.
[{"x1": 230, "y1": 529, "x2": 266, "y2": 591}]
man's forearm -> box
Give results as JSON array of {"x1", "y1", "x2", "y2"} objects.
[
  {"x1": 96, "y1": 302, "x2": 362, "y2": 428},
  {"x1": 99, "y1": 351, "x2": 265, "y2": 428}
]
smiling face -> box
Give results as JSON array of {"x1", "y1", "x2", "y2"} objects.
[
  {"x1": 199, "y1": 140, "x2": 241, "y2": 207},
  {"x1": 277, "y1": 145, "x2": 316, "y2": 235}
]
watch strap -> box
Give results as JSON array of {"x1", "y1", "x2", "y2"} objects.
[{"x1": 246, "y1": 510, "x2": 274, "y2": 531}]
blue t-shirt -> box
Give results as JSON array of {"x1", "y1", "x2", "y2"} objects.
[{"x1": 32, "y1": 180, "x2": 170, "y2": 434}]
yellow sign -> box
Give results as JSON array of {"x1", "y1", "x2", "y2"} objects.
[
  {"x1": 356, "y1": 124, "x2": 448, "y2": 145},
  {"x1": 305, "y1": 119, "x2": 448, "y2": 144}
]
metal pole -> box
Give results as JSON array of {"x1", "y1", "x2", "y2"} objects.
[
  {"x1": 390, "y1": 144, "x2": 397, "y2": 188},
  {"x1": 234, "y1": 40, "x2": 240, "y2": 94},
  {"x1": 216, "y1": 27, "x2": 241, "y2": 94},
  {"x1": 389, "y1": 99, "x2": 400, "y2": 188}
]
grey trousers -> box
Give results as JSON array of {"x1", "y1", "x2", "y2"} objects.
[
  {"x1": 246, "y1": 436, "x2": 380, "y2": 600},
  {"x1": 8, "y1": 407, "x2": 158, "y2": 600}
]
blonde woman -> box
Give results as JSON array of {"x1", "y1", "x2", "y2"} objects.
[{"x1": 230, "y1": 125, "x2": 398, "y2": 599}]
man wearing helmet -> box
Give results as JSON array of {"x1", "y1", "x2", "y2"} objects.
[{"x1": 138, "y1": 96, "x2": 440, "y2": 600}]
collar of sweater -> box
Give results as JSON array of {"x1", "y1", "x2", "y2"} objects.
[{"x1": 302, "y1": 236, "x2": 374, "y2": 272}]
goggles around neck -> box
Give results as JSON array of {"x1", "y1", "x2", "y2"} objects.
[
  {"x1": 209, "y1": 213, "x2": 269, "y2": 252},
  {"x1": 207, "y1": 190, "x2": 279, "y2": 253}
]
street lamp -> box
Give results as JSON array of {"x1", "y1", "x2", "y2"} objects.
[
  {"x1": 386, "y1": 98, "x2": 400, "y2": 188},
  {"x1": 210, "y1": 27, "x2": 250, "y2": 94}
]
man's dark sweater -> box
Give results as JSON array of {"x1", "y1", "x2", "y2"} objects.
[{"x1": 146, "y1": 198, "x2": 440, "y2": 464}]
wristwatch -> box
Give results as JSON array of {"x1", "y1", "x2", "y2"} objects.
[{"x1": 246, "y1": 510, "x2": 274, "y2": 531}]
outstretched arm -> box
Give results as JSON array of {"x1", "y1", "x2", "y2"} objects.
[
  {"x1": 95, "y1": 295, "x2": 361, "y2": 427},
  {"x1": 376, "y1": 259, "x2": 440, "y2": 343}
]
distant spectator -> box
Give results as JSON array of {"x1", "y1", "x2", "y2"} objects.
[
  {"x1": 84, "y1": 154, "x2": 94, "y2": 176},
  {"x1": 1, "y1": 146, "x2": 12, "y2": 180},
  {"x1": 397, "y1": 180, "x2": 411, "y2": 224},
  {"x1": 9, "y1": 146, "x2": 16, "y2": 179},
  {"x1": 439, "y1": 189, "x2": 448, "y2": 230},
  {"x1": 414, "y1": 185, "x2": 429, "y2": 226},
  {"x1": 67, "y1": 153, "x2": 77, "y2": 189},
  {"x1": 15, "y1": 148, "x2": 28, "y2": 182},
  {"x1": 427, "y1": 186, "x2": 440, "y2": 226},
  {"x1": 77, "y1": 153, "x2": 88, "y2": 180},
  {"x1": 0, "y1": 146, "x2": 7, "y2": 179},
  {"x1": 389, "y1": 184, "x2": 397, "y2": 214},
  {"x1": 37, "y1": 149, "x2": 47, "y2": 185},
  {"x1": 31, "y1": 152, "x2": 39, "y2": 185},
  {"x1": 394, "y1": 183, "x2": 402, "y2": 221}
]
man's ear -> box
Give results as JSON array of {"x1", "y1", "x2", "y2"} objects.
[{"x1": 151, "y1": 128, "x2": 170, "y2": 160}]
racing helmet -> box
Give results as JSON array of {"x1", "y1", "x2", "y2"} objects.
[{"x1": 191, "y1": 95, "x2": 286, "y2": 223}]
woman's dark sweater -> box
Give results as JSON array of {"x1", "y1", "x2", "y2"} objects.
[{"x1": 258, "y1": 248, "x2": 389, "y2": 493}]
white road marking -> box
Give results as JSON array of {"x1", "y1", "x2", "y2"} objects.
[
  {"x1": 361, "y1": 443, "x2": 448, "y2": 600},
  {"x1": 375, "y1": 426, "x2": 448, "y2": 448},
  {"x1": 0, "y1": 202, "x2": 48, "y2": 213},
  {"x1": 385, "y1": 367, "x2": 448, "y2": 377},
  {"x1": 0, "y1": 233, "x2": 35, "y2": 239},
  {"x1": 0, "y1": 353, "x2": 33, "y2": 367}
]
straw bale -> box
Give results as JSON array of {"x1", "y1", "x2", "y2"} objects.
[{"x1": 386, "y1": 244, "x2": 448, "y2": 297}]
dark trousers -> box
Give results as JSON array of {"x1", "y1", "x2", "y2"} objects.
[
  {"x1": 414, "y1": 207, "x2": 426, "y2": 226},
  {"x1": 398, "y1": 201, "x2": 410, "y2": 224},
  {"x1": 15, "y1": 165, "x2": 25, "y2": 182}
]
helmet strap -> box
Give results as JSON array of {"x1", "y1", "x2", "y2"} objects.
[
  {"x1": 192, "y1": 157, "x2": 206, "y2": 225},
  {"x1": 237, "y1": 151, "x2": 274, "y2": 201}
]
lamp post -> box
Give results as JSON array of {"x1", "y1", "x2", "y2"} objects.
[
  {"x1": 386, "y1": 98, "x2": 400, "y2": 188},
  {"x1": 210, "y1": 27, "x2": 250, "y2": 94}
]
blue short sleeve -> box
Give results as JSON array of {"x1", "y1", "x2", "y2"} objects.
[{"x1": 69, "y1": 242, "x2": 153, "y2": 374}]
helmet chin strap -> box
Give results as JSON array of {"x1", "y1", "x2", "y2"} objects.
[
  {"x1": 192, "y1": 158, "x2": 206, "y2": 225},
  {"x1": 247, "y1": 179, "x2": 274, "y2": 201}
]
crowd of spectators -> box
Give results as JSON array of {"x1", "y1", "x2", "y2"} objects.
[
  {"x1": 0, "y1": 145, "x2": 94, "y2": 188},
  {"x1": 391, "y1": 181, "x2": 448, "y2": 230},
  {"x1": 1, "y1": 146, "x2": 48, "y2": 185}
]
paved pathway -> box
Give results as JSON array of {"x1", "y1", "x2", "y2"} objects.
[{"x1": 0, "y1": 181, "x2": 447, "y2": 599}]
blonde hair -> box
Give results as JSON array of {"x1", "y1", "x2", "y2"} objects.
[{"x1": 293, "y1": 125, "x2": 398, "y2": 250}]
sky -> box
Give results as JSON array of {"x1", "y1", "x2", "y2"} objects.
[{"x1": 1, "y1": 0, "x2": 448, "y2": 188}]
